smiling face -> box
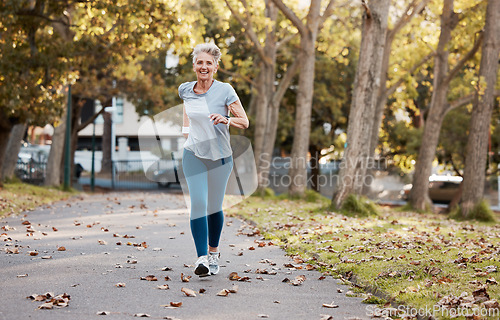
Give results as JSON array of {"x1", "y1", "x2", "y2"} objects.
[{"x1": 193, "y1": 52, "x2": 218, "y2": 82}]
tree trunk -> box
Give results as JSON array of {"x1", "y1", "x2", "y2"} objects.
[
  {"x1": 309, "y1": 144, "x2": 320, "y2": 192},
  {"x1": 409, "y1": 0, "x2": 456, "y2": 211},
  {"x1": 2, "y1": 123, "x2": 27, "y2": 181},
  {"x1": 460, "y1": 0, "x2": 500, "y2": 217},
  {"x1": 332, "y1": 0, "x2": 391, "y2": 208},
  {"x1": 288, "y1": 34, "x2": 318, "y2": 197},
  {"x1": 101, "y1": 111, "x2": 112, "y2": 174},
  {"x1": 0, "y1": 118, "x2": 14, "y2": 185},
  {"x1": 253, "y1": 64, "x2": 270, "y2": 169},
  {"x1": 45, "y1": 108, "x2": 67, "y2": 186},
  {"x1": 259, "y1": 60, "x2": 300, "y2": 189}
]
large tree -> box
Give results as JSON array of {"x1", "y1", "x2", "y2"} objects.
[
  {"x1": 0, "y1": 0, "x2": 70, "y2": 183},
  {"x1": 409, "y1": 0, "x2": 483, "y2": 210},
  {"x1": 224, "y1": 0, "x2": 300, "y2": 190},
  {"x1": 271, "y1": 0, "x2": 336, "y2": 197},
  {"x1": 460, "y1": 0, "x2": 500, "y2": 217},
  {"x1": 332, "y1": 0, "x2": 391, "y2": 208}
]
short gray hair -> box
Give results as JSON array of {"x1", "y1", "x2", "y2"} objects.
[{"x1": 191, "y1": 43, "x2": 221, "y2": 64}]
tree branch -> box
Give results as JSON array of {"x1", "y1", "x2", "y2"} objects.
[
  {"x1": 444, "y1": 31, "x2": 484, "y2": 85},
  {"x1": 389, "y1": 0, "x2": 431, "y2": 39},
  {"x1": 447, "y1": 93, "x2": 474, "y2": 111},
  {"x1": 224, "y1": 0, "x2": 271, "y2": 65},
  {"x1": 276, "y1": 33, "x2": 296, "y2": 51},
  {"x1": 270, "y1": 0, "x2": 307, "y2": 36},
  {"x1": 361, "y1": 0, "x2": 372, "y2": 19},
  {"x1": 272, "y1": 58, "x2": 300, "y2": 106},
  {"x1": 319, "y1": 0, "x2": 336, "y2": 29},
  {"x1": 218, "y1": 67, "x2": 257, "y2": 87},
  {"x1": 78, "y1": 104, "x2": 106, "y2": 131},
  {"x1": 386, "y1": 51, "x2": 435, "y2": 97}
]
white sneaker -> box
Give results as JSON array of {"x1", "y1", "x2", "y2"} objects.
[
  {"x1": 194, "y1": 255, "x2": 210, "y2": 277},
  {"x1": 208, "y1": 252, "x2": 220, "y2": 275}
]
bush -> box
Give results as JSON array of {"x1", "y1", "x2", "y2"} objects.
[
  {"x1": 339, "y1": 194, "x2": 379, "y2": 217},
  {"x1": 450, "y1": 199, "x2": 496, "y2": 222}
]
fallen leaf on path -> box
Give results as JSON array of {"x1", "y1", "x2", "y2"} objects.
[
  {"x1": 134, "y1": 313, "x2": 150, "y2": 317},
  {"x1": 164, "y1": 276, "x2": 172, "y2": 281},
  {"x1": 115, "y1": 283, "x2": 126, "y2": 287},
  {"x1": 98, "y1": 240, "x2": 107, "y2": 245},
  {"x1": 28, "y1": 251, "x2": 38, "y2": 256},
  {"x1": 57, "y1": 247, "x2": 66, "y2": 251},
  {"x1": 170, "y1": 301, "x2": 182, "y2": 307},
  {"x1": 181, "y1": 287, "x2": 196, "y2": 297},
  {"x1": 96, "y1": 311, "x2": 110, "y2": 315},
  {"x1": 257, "y1": 314, "x2": 269, "y2": 318},
  {"x1": 181, "y1": 273, "x2": 191, "y2": 282},
  {"x1": 322, "y1": 302, "x2": 339, "y2": 308},
  {"x1": 229, "y1": 285, "x2": 238, "y2": 293},
  {"x1": 291, "y1": 275, "x2": 306, "y2": 286},
  {"x1": 320, "y1": 315, "x2": 333, "y2": 320},
  {"x1": 17, "y1": 274, "x2": 28, "y2": 278},
  {"x1": 199, "y1": 288, "x2": 206, "y2": 293},
  {"x1": 38, "y1": 302, "x2": 53, "y2": 309},
  {"x1": 157, "y1": 285, "x2": 169, "y2": 290},
  {"x1": 161, "y1": 267, "x2": 173, "y2": 271},
  {"x1": 217, "y1": 289, "x2": 230, "y2": 297},
  {"x1": 41, "y1": 256, "x2": 52, "y2": 259},
  {"x1": 141, "y1": 275, "x2": 157, "y2": 281},
  {"x1": 5, "y1": 247, "x2": 19, "y2": 254},
  {"x1": 228, "y1": 272, "x2": 240, "y2": 281},
  {"x1": 22, "y1": 221, "x2": 31, "y2": 225}
]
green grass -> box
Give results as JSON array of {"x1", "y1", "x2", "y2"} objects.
[
  {"x1": 228, "y1": 196, "x2": 500, "y2": 320},
  {"x1": 0, "y1": 182, "x2": 76, "y2": 218},
  {"x1": 450, "y1": 199, "x2": 497, "y2": 223}
]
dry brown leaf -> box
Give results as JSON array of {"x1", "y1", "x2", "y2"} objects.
[
  {"x1": 57, "y1": 247, "x2": 66, "y2": 252},
  {"x1": 41, "y1": 256, "x2": 52, "y2": 260},
  {"x1": 322, "y1": 303, "x2": 339, "y2": 308},
  {"x1": 98, "y1": 240, "x2": 107, "y2": 245},
  {"x1": 96, "y1": 311, "x2": 110, "y2": 315},
  {"x1": 217, "y1": 289, "x2": 230, "y2": 297},
  {"x1": 28, "y1": 251, "x2": 38, "y2": 256},
  {"x1": 181, "y1": 287, "x2": 197, "y2": 297},
  {"x1": 22, "y1": 221, "x2": 31, "y2": 225},
  {"x1": 157, "y1": 285, "x2": 169, "y2": 290},
  {"x1": 141, "y1": 275, "x2": 157, "y2": 281},
  {"x1": 199, "y1": 288, "x2": 206, "y2": 293},
  {"x1": 38, "y1": 302, "x2": 53, "y2": 309},
  {"x1": 170, "y1": 301, "x2": 182, "y2": 307},
  {"x1": 229, "y1": 285, "x2": 238, "y2": 293},
  {"x1": 291, "y1": 275, "x2": 306, "y2": 286},
  {"x1": 228, "y1": 272, "x2": 241, "y2": 281},
  {"x1": 181, "y1": 273, "x2": 191, "y2": 282},
  {"x1": 115, "y1": 283, "x2": 126, "y2": 287},
  {"x1": 257, "y1": 315, "x2": 269, "y2": 318},
  {"x1": 134, "y1": 313, "x2": 150, "y2": 317}
]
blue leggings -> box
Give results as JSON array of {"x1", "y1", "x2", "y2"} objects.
[{"x1": 182, "y1": 149, "x2": 233, "y2": 257}]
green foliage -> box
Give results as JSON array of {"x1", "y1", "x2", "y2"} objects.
[
  {"x1": 338, "y1": 194, "x2": 379, "y2": 217},
  {"x1": 450, "y1": 199, "x2": 497, "y2": 222}
]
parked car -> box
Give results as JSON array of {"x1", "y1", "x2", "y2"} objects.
[
  {"x1": 145, "y1": 155, "x2": 181, "y2": 188},
  {"x1": 400, "y1": 175, "x2": 462, "y2": 203}
]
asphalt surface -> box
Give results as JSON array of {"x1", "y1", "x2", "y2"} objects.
[{"x1": 1, "y1": 191, "x2": 373, "y2": 320}]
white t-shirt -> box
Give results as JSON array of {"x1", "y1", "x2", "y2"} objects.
[{"x1": 178, "y1": 80, "x2": 239, "y2": 160}]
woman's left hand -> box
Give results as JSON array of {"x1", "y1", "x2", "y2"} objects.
[{"x1": 209, "y1": 113, "x2": 228, "y2": 125}]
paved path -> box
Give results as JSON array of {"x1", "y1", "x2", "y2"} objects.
[{"x1": 1, "y1": 191, "x2": 373, "y2": 320}]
